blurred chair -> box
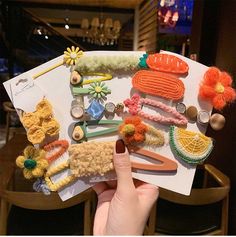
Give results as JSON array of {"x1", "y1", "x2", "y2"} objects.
[
  {"x1": 0, "y1": 163, "x2": 95, "y2": 235},
  {"x1": 2, "y1": 101, "x2": 25, "y2": 143},
  {"x1": 153, "y1": 164, "x2": 230, "y2": 235}
]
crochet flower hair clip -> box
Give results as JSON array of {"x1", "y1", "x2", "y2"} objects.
[
  {"x1": 16, "y1": 146, "x2": 48, "y2": 179},
  {"x1": 119, "y1": 116, "x2": 165, "y2": 146},
  {"x1": 199, "y1": 67, "x2": 236, "y2": 110}
]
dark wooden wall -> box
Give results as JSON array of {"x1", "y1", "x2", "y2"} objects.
[{"x1": 190, "y1": 0, "x2": 236, "y2": 234}]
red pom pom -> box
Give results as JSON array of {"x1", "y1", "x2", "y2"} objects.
[
  {"x1": 223, "y1": 87, "x2": 236, "y2": 102},
  {"x1": 219, "y1": 72, "x2": 233, "y2": 86},
  {"x1": 204, "y1": 67, "x2": 220, "y2": 86},
  {"x1": 136, "y1": 124, "x2": 148, "y2": 133},
  {"x1": 125, "y1": 116, "x2": 141, "y2": 126},
  {"x1": 199, "y1": 85, "x2": 216, "y2": 99},
  {"x1": 212, "y1": 94, "x2": 226, "y2": 110},
  {"x1": 133, "y1": 133, "x2": 145, "y2": 143}
]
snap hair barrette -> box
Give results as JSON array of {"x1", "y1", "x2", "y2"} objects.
[{"x1": 132, "y1": 70, "x2": 185, "y2": 101}]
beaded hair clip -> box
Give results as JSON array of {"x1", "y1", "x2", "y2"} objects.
[
  {"x1": 198, "y1": 67, "x2": 236, "y2": 110},
  {"x1": 119, "y1": 116, "x2": 165, "y2": 146},
  {"x1": 20, "y1": 98, "x2": 60, "y2": 145},
  {"x1": 169, "y1": 126, "x2": 214, "y2": 165},
  {"x1": 124, "y1": 94, "x2": 188, "y2": 126},
  {"x1": 132, "y1": 70, "x2": 185, "y2": 101}
]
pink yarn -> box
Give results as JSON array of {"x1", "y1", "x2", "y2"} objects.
[{"x1": 124, "y1": 94, "x2": 188, "y2": 126}]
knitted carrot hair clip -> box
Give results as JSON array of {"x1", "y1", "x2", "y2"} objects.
[
  {"x1": 199, "y1": 67, "x2": 236, "y2": 110},
  {"x1": 169, "y1": 126, "x2": 214, "y2": 165},
  {"x1": 119, "y1": 116, "x2": 165, "y2": 146},
  {"x1": 139, "y1": 53, "x2": 189, "y2": 74}
]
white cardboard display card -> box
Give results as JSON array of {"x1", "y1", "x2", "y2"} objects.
[{"x1": 3, "y1": 50, "x2": 211, "y2": 201}]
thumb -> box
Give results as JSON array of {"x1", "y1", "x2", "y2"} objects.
[{"x1": 113, "y1": 140, "x2": 135, "y2": 194}]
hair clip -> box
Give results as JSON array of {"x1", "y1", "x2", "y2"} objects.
[
  {"x1": 199, "y1": 67, "x2": 236, "y2": 110},
  {"x1": 64, "y1": 46, "x2": 83, "y2": 66},
  {"x1": 124, "y1": 94, "x2": 188, "y2": 126},
  {"x1": 70, "y1": 71, "x2": 112, "y2": 86},
  {"x1": 16, "y1": 146, "x2": 48, "y2": 179},
  {"x1": 72, "y1": 120, "x2": 122, "y2": 142},
  {"x1": 132, "y1": 70, "x2": 185, "y2": 101},
  {"x1": 169, "y1": 126, "x2": 214, "y2": 165},
  {"x1": 128, "y1": 145, "x2": 178, "y2": 172},
  {"x1": 69, "y1": 141, "x2": 115, "y2": 177},
  {"x1": 75, "y1": 54, "x2": 140, "y2": 73},
  {"x1": 44, "y1": 160, "x2": 76, "y2": 191},
  {"x1": 20, "y1": 98, "x2": 60, "y2": 145},
  {"x1": 119, "y1": 116, "x2": 165, "y2": 146},
  {"x1": 146, "y1": 53, "x2": 189, "y2": 74},
  {"x1": 43, "y1": 140, "x2": 69, "y2": 164},
  {"x1": 72, "y1": 81, "x2": 111, "y2": 100}
]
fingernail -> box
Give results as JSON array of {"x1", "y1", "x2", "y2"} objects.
[{"x1": 115, "y1": 139, "x2": 126, "y2": 154}]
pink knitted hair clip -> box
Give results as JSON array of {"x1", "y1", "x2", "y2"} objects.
[{"x1": 124, "y1": 94, "x2": 188, "y2": 126}]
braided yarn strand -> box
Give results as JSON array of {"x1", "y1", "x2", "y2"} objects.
[
  {"x1": 45, "y1": 175, "x2": 76, "y2": 191},
  {"x1": 132, "y1": 70, "x2": 185, "y2": 101},
  {"x1": 124, "y1": 94, "x2": 188, "y2": 126},
  {"x1": 45, "y1": 161, "x2": 69, "y2": 177}
]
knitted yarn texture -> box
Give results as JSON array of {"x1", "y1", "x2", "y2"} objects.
[
  {"x1": 132, "y1": 70, "x2": 185, "y2": 101},
  {"x1": 124, "y1": 94, "x2": 188, "y2": 126}
]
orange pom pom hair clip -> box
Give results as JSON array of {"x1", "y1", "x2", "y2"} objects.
[
  {"x1": 119, "y1": 116, "x2": 165, "y2": 147},
  {"x1": 199, "y1": 67, "x2": 236, "y2": 110}
]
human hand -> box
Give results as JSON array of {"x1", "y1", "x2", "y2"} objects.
[{"x1": 92, "y1": 140, "x2": 159, "y2": 235}]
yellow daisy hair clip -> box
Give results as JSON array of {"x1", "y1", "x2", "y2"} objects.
[{"x1": 64, "y1": 46, "x2": 83, "y2": 66}]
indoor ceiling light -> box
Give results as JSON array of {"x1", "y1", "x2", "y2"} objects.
[{"x1": 65, "y1": 17, "x2": 70, "y2": 30}]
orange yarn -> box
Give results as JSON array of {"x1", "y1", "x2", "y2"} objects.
[
  {"x1": 44, "y1": 140, "x2": 69, "y2": 163},
  {"x1": 119, "y1": 116, "x2": 148, "y2": 144},
  {"x1": 199, "y1": 67, "x2": 236, "y2": 110},
  {"x1": 146, "y1": 53, "x2": 189, "y2": 74},
  {"x1": 132, "y1": 70, "x2": 185, "y2": 101}
]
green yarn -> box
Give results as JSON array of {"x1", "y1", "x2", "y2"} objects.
[
  {"x1": 24, "y1": 159, "x2": 37, "y2": 169},
  {"x1": 138, "y1": 53, "x2": 149, "y2": 68},
  {"x1": 123, "y1": 124, "x2": 135, "y2": 135}
]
